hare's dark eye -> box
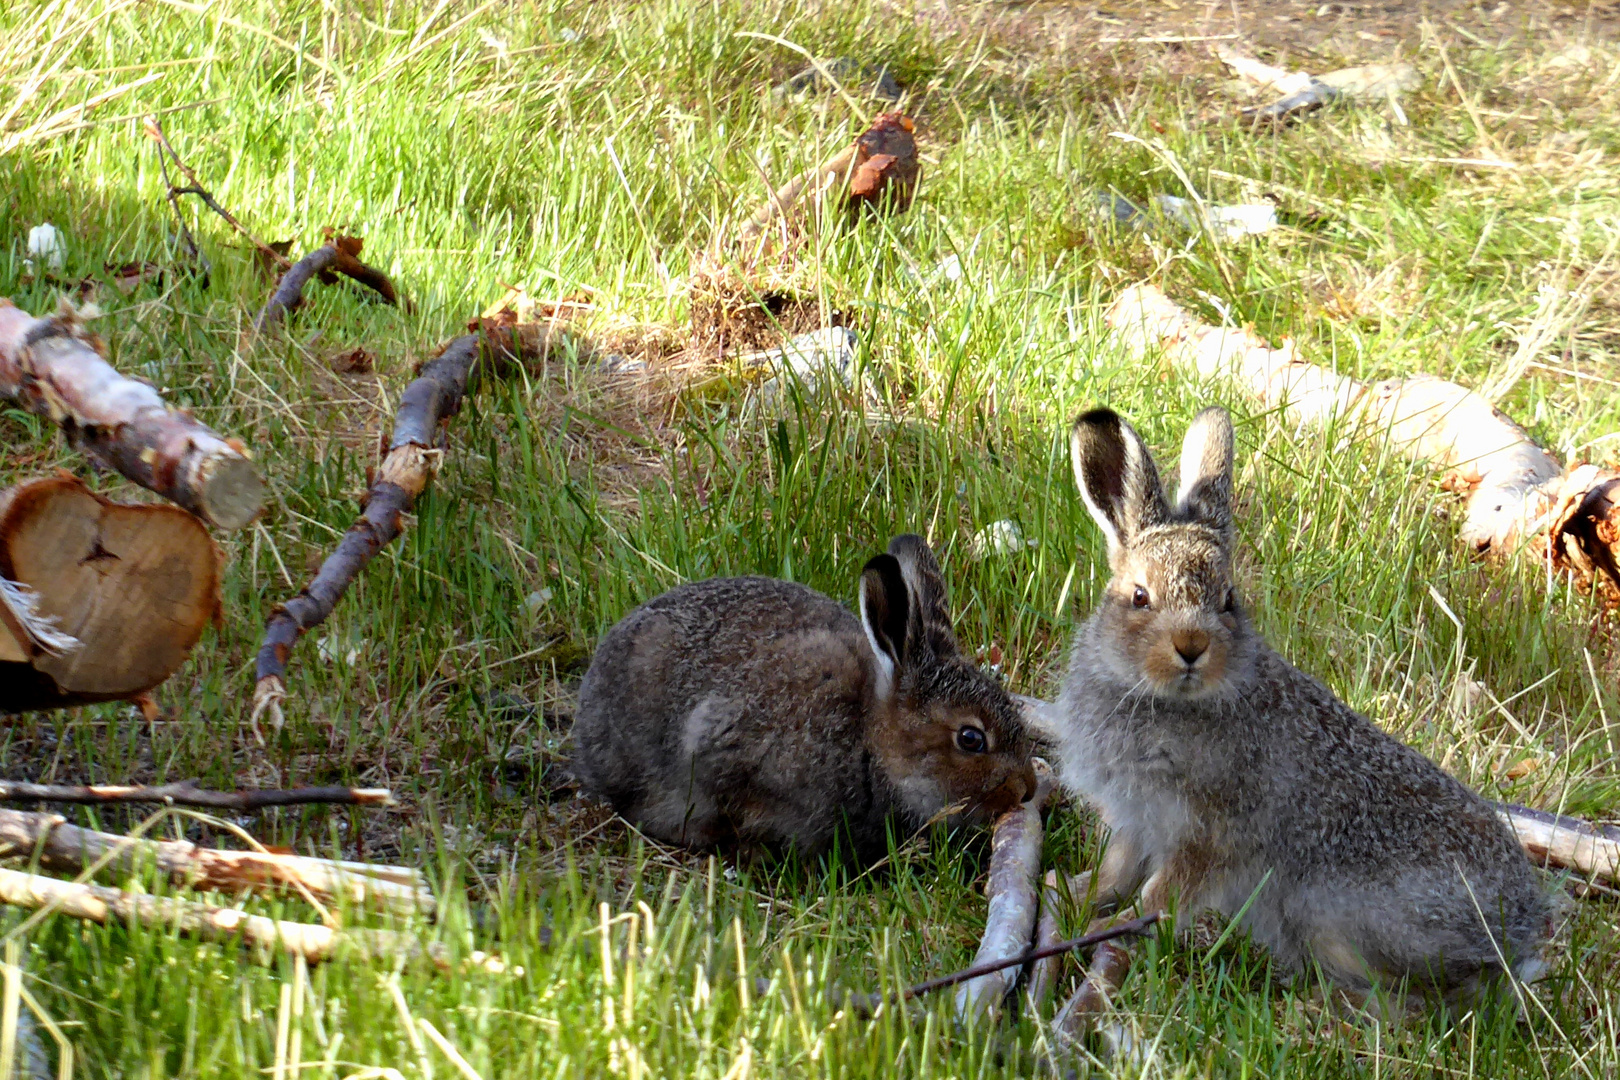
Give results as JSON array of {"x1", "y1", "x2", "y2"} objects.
[
  {"x1": 1131, "y1": 585, "x2": 1151, "y2": 609},
  {"x1": 1222, "y1": 588, "x2": 1236, "y2": 613},
  {"x1": 956, "y1": 726, "x2": 988, "y2": 754}
]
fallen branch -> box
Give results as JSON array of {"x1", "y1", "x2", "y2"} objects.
[
  {"x1": 1, "y1": 475, "x2": 221, "y2": 712},
  {"x1": 1106, "y1": 284, "x2": 1620, "y2": 604},
  {"x1": 252, "y1": 322, "x2": 552, "y2": 725},
  {"x1": 253, "y1": 235, "x2": 403, "y2": 331},
  {"x1": 0, "y1": 866, "x2": 435, "y2": 966},
  {"x1": 1498, "y1": 803, "x2": 1620, "y2": 884},
  {"x1": 1024, "y1": 870, "x2": 1065, "y2": 1010},
  {"x1": 1051, "y1": 937, "x2": 1136, "y2": 1047},
  {"x1": 0, "y1": 301, "x2": 264, "y2": 530},
  {"x1": 0, "y1": 808, "x2": 432, "y2": 916},
  {"x1": 732, "y1": 112, "x2": 919, "y2": 255},
  {"x1": 0, "y1": 779, "x2": 392, "y2": 812},
  {"x1": 954, "y1": 759, "x2": 1055, "y2": 1021}
]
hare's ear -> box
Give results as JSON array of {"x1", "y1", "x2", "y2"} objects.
[
  {"x1": 886, "y1": 534, "x2": 959, "y2": 656},
  {"x1": 1175, "y1": 407, "x2": 1235, "y2": 536},
  {"x1": 860, "y1": 553, "x2": 910, "y2": 698},
  {"x1": 1069, "y1": 408, "x2": 1168, "y2": 553}
]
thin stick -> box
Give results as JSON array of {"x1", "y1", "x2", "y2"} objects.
[
  {"x1": 0, "y1": 866, "x2": 436, "y2": 966},
  {"x1": 0, "y1": 780, "x2": 393, "y2": 811},
  {"x1": 904, "y1": 914, "x2": 1160, "y2": 1000},
  {"x1": 143, "y1": 116, "x2": 290, "y2": 271},
  {"x1": 1024, "y1": 870, "x2": 1066, "y2": 1010}
]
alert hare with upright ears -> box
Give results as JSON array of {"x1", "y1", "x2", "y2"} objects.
[
  {"x1": 571, "y1": 535, "x2": 1038, "y2": 863},
  {"x1": 1052, "y1": 405, "x2": 1553, "y2": 1006}
]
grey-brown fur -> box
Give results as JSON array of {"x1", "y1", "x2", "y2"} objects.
[
  {"x1": 571, "y1": 535, "x2": 1037, "y2": 862},
  {"x1": 1055, "y1": 406, "x2": 1553, "y2": 1005}
]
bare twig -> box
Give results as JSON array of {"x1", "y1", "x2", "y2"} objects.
[
  {"x1": 0, "y1": 807, "x2": 432, "y2": 915},
  {"x1": 143, "y1": 116, "x2": 289, "y2": 271},
  {"x1": 1025, "y1": 870, "x2": 1066, "y2": 1010},
  {"x1": 1051, "y1": 938, "x2": 1137, "y2": 1048},
  {"x1": 0, "y1": 779, "x2": 393, "y2": 812},
  {"x1": 1498, "y1": 803, "x2": 1620, "y2": 884},
  {"x1": 0, "y1": 299, "x2": 263, "y2": 530},
  {"x1": 0, "y1": 866, "x2": 436, "y2": 966}
]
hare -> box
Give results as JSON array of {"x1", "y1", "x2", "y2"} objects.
[
  {"x1": 571, "y1": 535, "x2": 1038, "y2": 862},
  {"x1": 1053, "y1": 405, "x2": 1553, "y2": 1006}
]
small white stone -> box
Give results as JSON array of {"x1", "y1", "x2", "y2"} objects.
[{"x1": 26, "y1": 222, "x2": 66, "y2": 272}]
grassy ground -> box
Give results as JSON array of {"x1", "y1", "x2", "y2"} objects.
[{"x1": 4, "y1": 0, "x2": 1620, "y2": 1075}]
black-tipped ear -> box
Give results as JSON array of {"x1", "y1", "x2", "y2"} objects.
[
  {"x1": 885, "y1": 534, "x2": 957, "y2": 653},
  {"x1": 859, "y1": 553, "x2": 910, "y2": 692},
  {"x1": 1069, "y1": 407, "x2": 1169, "y2": 551},
  {"x1": 1175, "y1": 406, "x2": 1235, "y2": 535}
]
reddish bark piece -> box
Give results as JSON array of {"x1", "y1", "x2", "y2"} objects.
[
  {"x1": 734, "y1": 112, "x2": 921, "y2": 250},
  {"x1": 0, "y1": 299, "x2": 263, "y2": 530},
  {"x1": 0, "y1": 475, "x2": 221, "y2": 713},
  {"x1": 254, "y1": 234, "x2": 404, "y2": 331},
  {"x1": 846, "y1": 113, "x2": 919, "y2": 211}
]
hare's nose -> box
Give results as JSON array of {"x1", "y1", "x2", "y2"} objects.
[{"x1": 1173, "y1": 630, "x2": 1209, "y2": 665}]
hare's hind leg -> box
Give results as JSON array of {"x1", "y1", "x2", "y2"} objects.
[{"x1": 1090, "y1": 831, "x2": 1151, "y2": 911}]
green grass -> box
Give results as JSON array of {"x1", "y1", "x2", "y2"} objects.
[{"x1": 3, "y1": 0, "x2": 1620, "y2": 1075}]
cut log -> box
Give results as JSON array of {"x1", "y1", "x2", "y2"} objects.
[
  {"x1": 0, "y1": 475, "x2": 221, "y2": 713},
  {"x1": 732, "y1": 112, "x2": 919, "y2": 254},
  {"x1": 0, "y1": 866, "x2": 436, "y2": 966},
  {"x1": 253, "y1": 235, "x2": 403, "y2": 332},
  {"x1": 954, "y1": 758, "x2": 1054, "y2": 1021},
  {"x1": 0, "y1": 779, "x2": 393, "y2": 812},
  {"x1": 1106, "y1": 284, "x2": 1620, "y2": 605},
  {"x1": 0, "y1": 808, "x2": 433, "y2": 916},
  {"x1": 0, "y1": 299, "x2": 263, "y2": 530},
  {"x1": 252, "y1": 322, "x2": 553, "y2": 725}
]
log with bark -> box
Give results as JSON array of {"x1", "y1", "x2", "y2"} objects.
[
  {"x1": 1, "y1": 474, "x2": 221, "y2": 713},
  {"x1": 0, "y1": 779, "x2": 393, "y2": 812},
  {"x1": 1106, "y1": 284, "x2": 1620, "y2": 605},
  {"x1": 954, "y1": 758, "x2": 1054, "y2": 1021},
  {"x1": 0, "y1": 299, "x2": 263, "y2": 530},
  {"x1": 252, "y1": 321, "x2": 557, "y2": 726},
  {"x1": 1051, "y1": 937, "x2": 1136, "y2": 1048},
  {"x1": 0, "y1": 807, "x2": 433, "y2": 916},
  {"x1": 1024, "y1": 870, "x2": 1066, "y2": 1010},
  {"x1": 253, "y1": 234, "x2": 404, "y2": 332},
  {"x1": 0, "y1": 865, "x2": 437, "y2": 966},
  {"x1": 731, "y1": 111, "x2": 919, "y2": 256}
]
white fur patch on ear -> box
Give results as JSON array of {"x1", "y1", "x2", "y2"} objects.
[
  {"x1": 1070, "y1": 426, "x2": 1121, "y2": 551},
  {"x1": 858, "y1": 588, "x2": 897, "y2": 699},
  {"x1": 1176, "y1": 408, "x2": 1234, "y2": 509}
]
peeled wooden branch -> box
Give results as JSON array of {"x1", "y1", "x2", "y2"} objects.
[
  {"x1": 1107, "y1": 284, "x2": 1620, "y2": 604},
  {"x1": 252, "y1": 323, "x2": 551, "y2": 723},
  {"x1": 954, "y1": 759, "x2": 1054, "y2": 1021},
  {"x1": 1024, "y1": 870, "x2": 1065, "y2": 1009},
  {"x1": 1, "y1": 475, "x2": 221, "y2": 712},
  {"x1": 1498, "y1": 803, "x2": 1620, "y2": 884},
  {"x1": 0, "y1": 300, "x2": 263, "y2": 530},
  {"x1": 0, "y1": 779, "x2": 392, "y2": 812},
  {"x1": 733, "y1": 112, "x2": 919, "y2": 253},
  {"x1": 1051, "y1": 938, "x2": 1135, "y2": 1046},
  {"x1": 0, "y1": 866, "x2": 434, "y2": 966},
  {"x1": 0, "y1": 808, "x2": 433, "y2": 915},
  {"x1": 254, "y1": 235, "x2": 403, "y2": 331}
]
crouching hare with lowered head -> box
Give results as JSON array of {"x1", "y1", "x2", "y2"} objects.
[
  {"x1": 1054, "y1": 405, "x2": 1553, "y2": 1006},
  {"x1": 571, "y1": 535, "x2": 1037, "y2": 862}
]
